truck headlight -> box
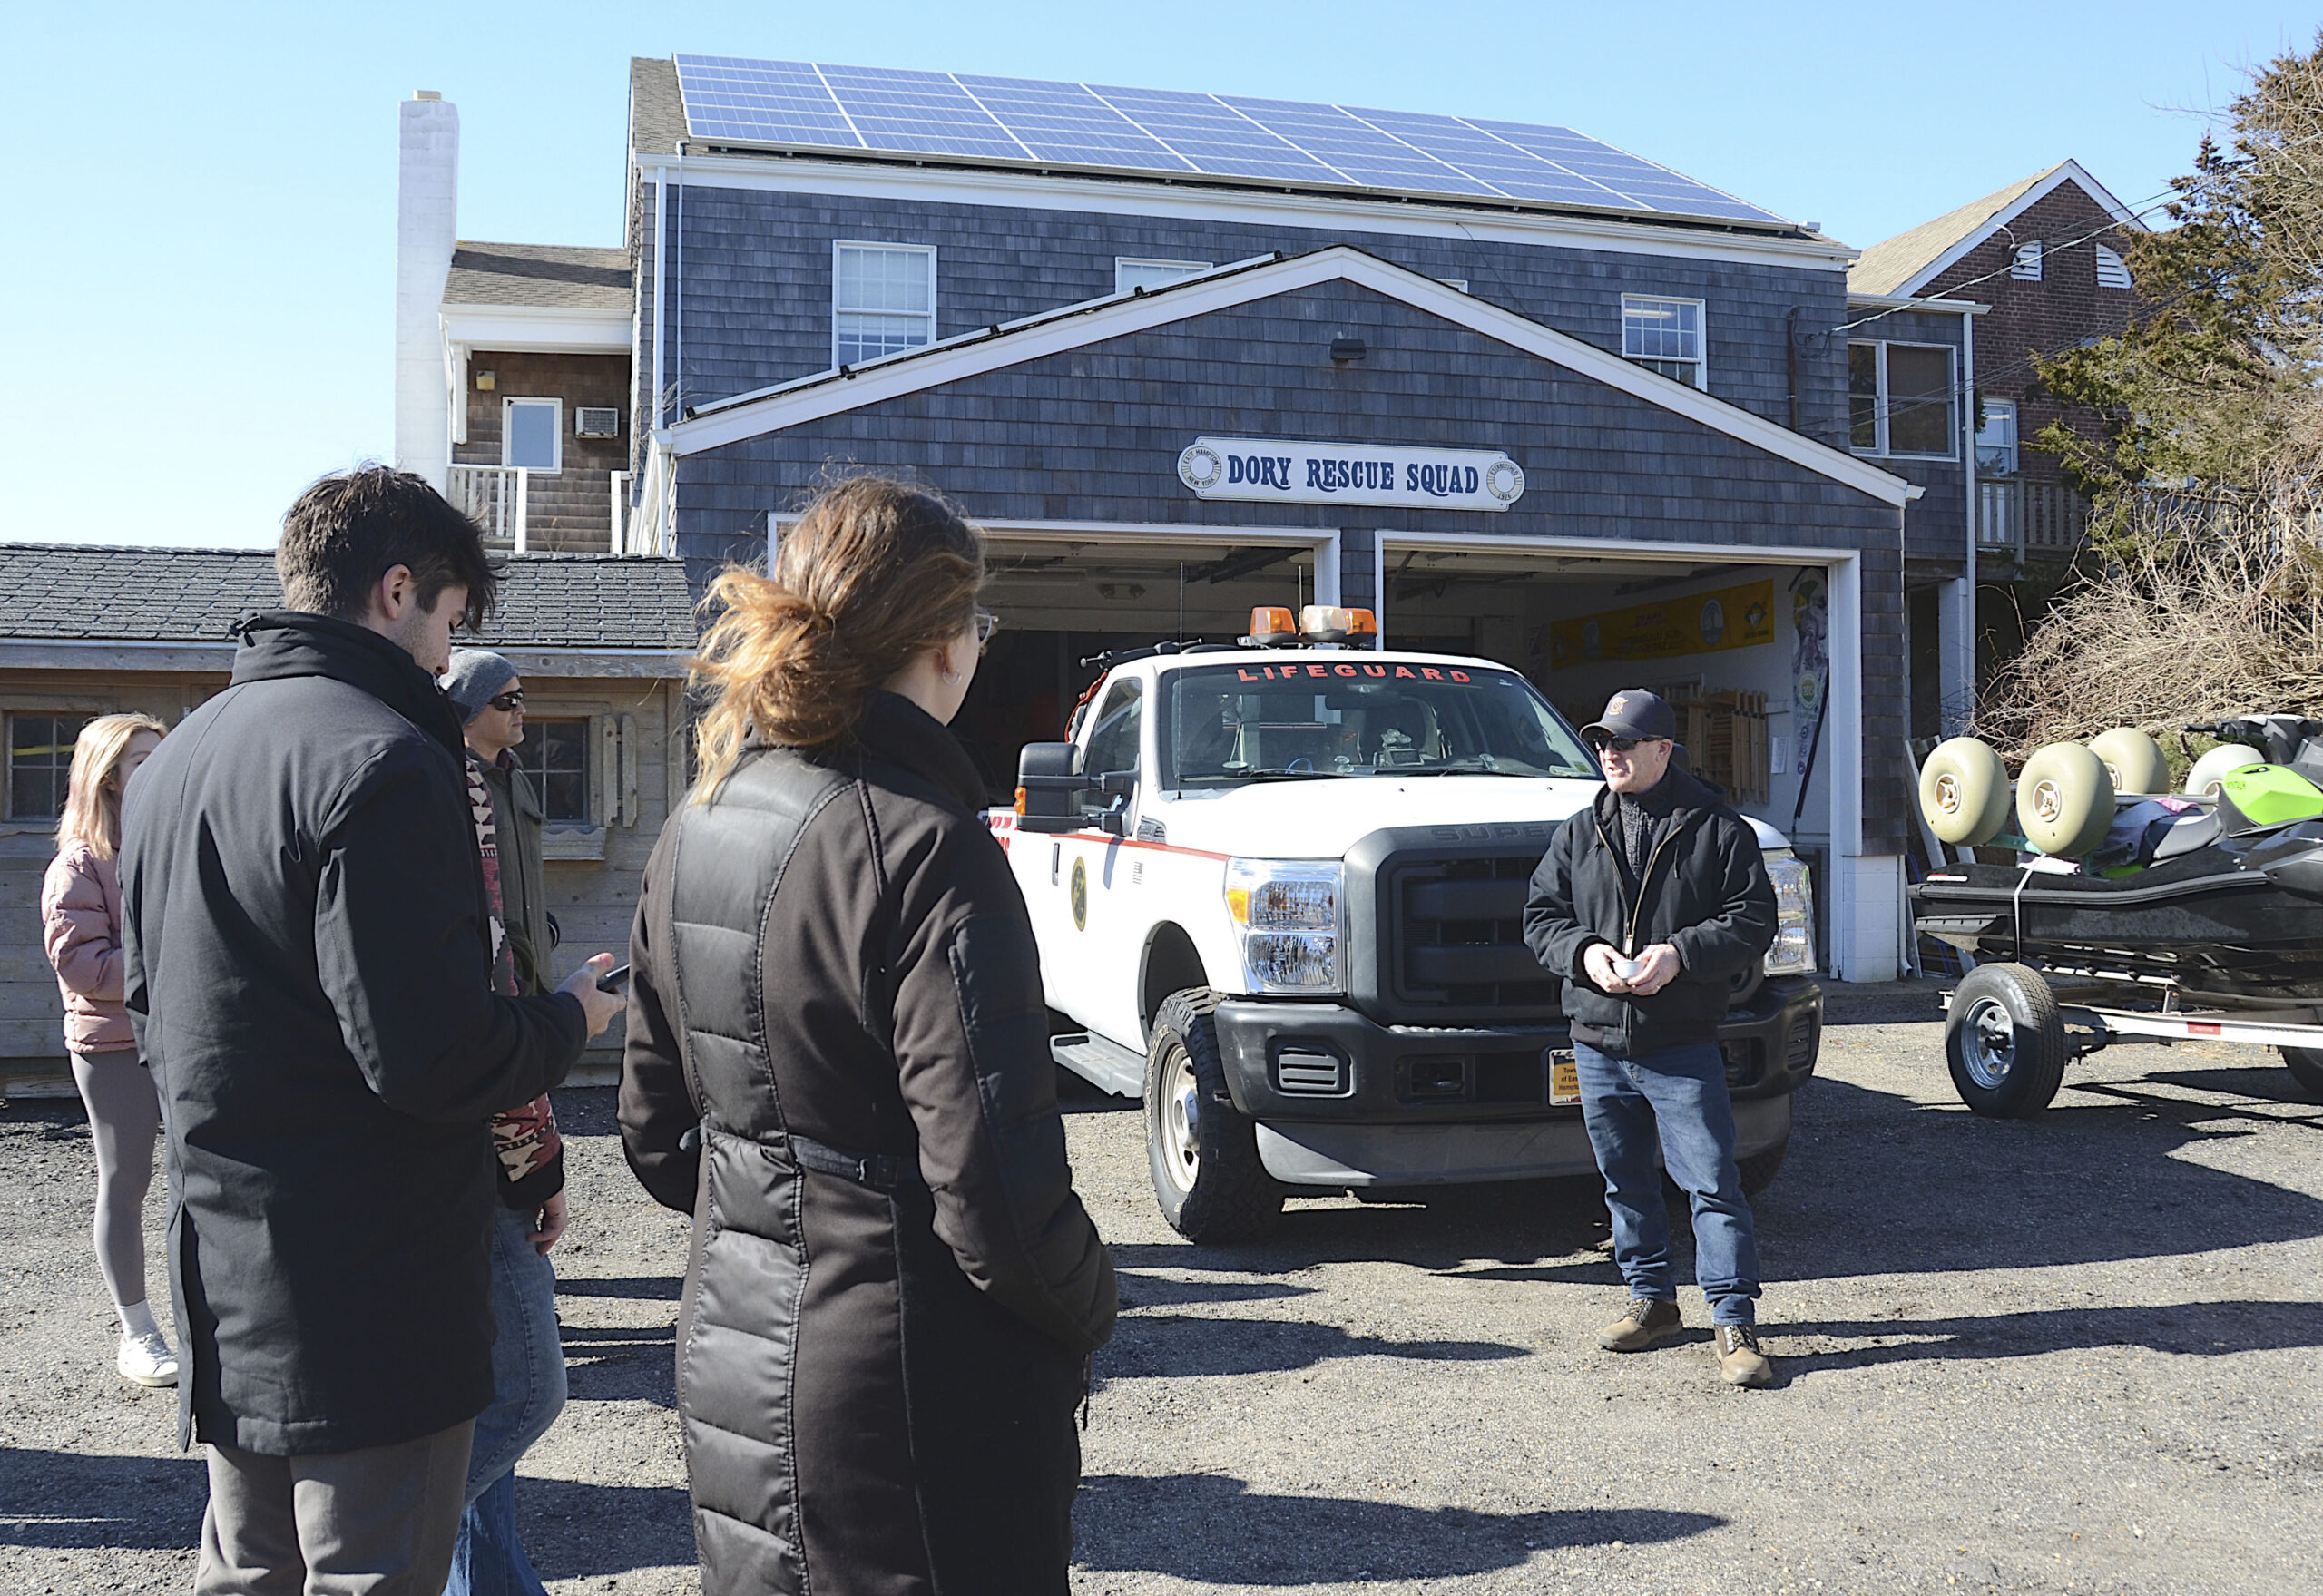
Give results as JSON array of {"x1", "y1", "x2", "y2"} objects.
[
  {"x1": 1225, "y1": 858, "x2": 1345, "y2": 994},
  {"x1": 1762, "y1": 848, "x2": 1817, "y2": 976}
]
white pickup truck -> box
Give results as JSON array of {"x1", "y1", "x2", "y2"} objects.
[{"x1": 989, "y1": 610, "x2": 1822, "y2": 1241}]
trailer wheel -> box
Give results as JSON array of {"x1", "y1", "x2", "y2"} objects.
[
  {"x1": 1144, "y1": 989, "x2": 1283, "y2": 1242},
  {"x1": 2281, "y1": 1046, "x2": 2323, "y2": 1102},
  {"x1": 1946, "y1": 963, "x2": 2069, "y2": 1116}
]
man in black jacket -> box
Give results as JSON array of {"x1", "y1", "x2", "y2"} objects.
[
  {"x1": 120, "y1": 467, "x2": 625, "y2": 1594},
  {"x1": 1523, "y1": 689, "x2": 1779, "y2": 1388}
]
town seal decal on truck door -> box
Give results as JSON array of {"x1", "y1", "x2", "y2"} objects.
[
  {"x1": 1178, "y1": 437, "x2": 1524, "y2": 512},
  {"x1": 1071, "y1": 855, "x2": 1089, "y2": 930}
]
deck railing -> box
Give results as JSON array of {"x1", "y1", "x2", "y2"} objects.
[
  {"x1": 1977, "y1": 479, "x2": 2090, "y2": 563},
  {"x1": 449, "y1": 465, "x2": 529, "y2": 553}
]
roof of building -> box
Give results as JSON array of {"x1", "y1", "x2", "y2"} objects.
[
  {"x1": 0, "y1": 546, "x2": 698, "y2": 651},
  {"x1": 635, "y1": 54, "x2": 1808, "y2": 236},
  {"x1": 1848, "y1": 160, "x2": 2145, "y2": 299},
  {"x1": 442, "y1": 242, "x2": 632, "y2": 309}
]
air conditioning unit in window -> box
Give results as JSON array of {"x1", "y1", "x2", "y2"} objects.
[{"x1": 574, "y1": 407, "x2": 622, "y2": 439}]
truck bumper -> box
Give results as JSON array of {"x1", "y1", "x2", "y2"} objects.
[{"x1": 1211, "y1": 976, "x2": 1820, "y2": 1188}]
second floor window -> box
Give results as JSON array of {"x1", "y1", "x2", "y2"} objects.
[
  {"x1": 504, "y1": 398, "x2": 561, "y2": 473},
  {"x1": 1116, "y1": 259, "x2": 1211, "y2": 294},
  {"x1": 8, "y1": 712, "x2": 90, "y2": 820},
  {"x1": 834, "y1": 242, "x2": 936, "y2": 367},
  {"x1": 1621, "y1": 295, "x2": 1706, "y2": 389},
  {"x1": 1848, "y1": 341, "x2": 1957, "y2": 458},
  {"x1": 513, "y1": 718, "x2": 591, "y2": 824},
  {"x1": 1975, "y1": 398, "x2": 2019, "y2": 475}
]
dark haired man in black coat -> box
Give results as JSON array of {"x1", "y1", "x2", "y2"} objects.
[
  {"x1": 1524, "y1": 689, "x2": 1779, "y2": 1388},
  {"x1": 120, "y1": 466, "x2": 625, "y2": 1595}
]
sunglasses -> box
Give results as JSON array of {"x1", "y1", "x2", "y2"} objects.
[
  {"x1": 1590, "y1": 736, "x2": 1661, "y2": 755},
  {"x1": 974, "y1": 608, "x2": 1000, "y2": 649},
  {"x1": 486, "y1": 690, "x2": 524, "y2": 711}
]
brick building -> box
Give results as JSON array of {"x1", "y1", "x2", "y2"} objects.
[{"x1": 1848, "y1": 162, "x2": 2144, "y2": 735}]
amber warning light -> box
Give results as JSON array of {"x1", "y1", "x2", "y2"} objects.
[
  {"x1": 1242, "y1": 607, "x2": 1299, "y2": 647},
  {"x1": 1299, "y1": 605, "x2": 1377, "y2": 645}
]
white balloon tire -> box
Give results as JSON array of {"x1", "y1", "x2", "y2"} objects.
[
  {"x1": 1919, "y1": 737, "x2": 2012, "y2": 847},
  {"x1": 2015, "y1": 742, "x2": 2115, "y2": 857}
]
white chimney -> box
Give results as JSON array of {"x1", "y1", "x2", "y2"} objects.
[{"x1": 395, "y1": 92, "x2": 459, "y2": 490}]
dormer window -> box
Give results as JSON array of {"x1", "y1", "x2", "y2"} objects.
[{"x1": 2010, "y1": 241, "x2": 2044, "y2": 281}]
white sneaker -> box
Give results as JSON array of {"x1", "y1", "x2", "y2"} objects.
[{"x1": 117, "y1": 1331, "x2": 179, "y2": 1389}]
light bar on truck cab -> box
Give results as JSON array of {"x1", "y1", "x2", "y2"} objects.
[
  {"x1": 1300, "y1": 606, "x2": 1377, "y2": 645},
  {"x1": 1243, "y1": 607, "x2": 1299, "y2": 646}
]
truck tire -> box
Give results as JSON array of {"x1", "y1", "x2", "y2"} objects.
[
  {"x1": 1945, "y1": 962, "x2": 2068, "y2": 1117},
  {"x1": 2281, "y1": 1046, "x2": 2323, "y2": 1102},
  {"x1": 1144, "y1": 989, "x2": 1284, "y2": 1242}
]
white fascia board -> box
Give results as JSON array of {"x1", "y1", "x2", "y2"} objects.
[
  {"x1": 652, "y1": 152, "x2": 1856, "y2": 272},
  {"x1": 1845, "y1": 293, "x2": 1990, "y2": 316},
  {"x1": 440, "y1": 303, "x2": 632, "y2": 354},
  {"x1": 1893, "y1": 161, "x2": 2148, "y2": 300},
  {"x1": 673, "y1": 245, "x2": 1914, "y2": 509}
]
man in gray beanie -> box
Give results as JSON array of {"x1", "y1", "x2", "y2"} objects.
[{"x1": 437, "y1": 646, "x2": 572, "y2": 1595}]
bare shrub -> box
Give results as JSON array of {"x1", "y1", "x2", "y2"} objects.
[{"x1": 1980, "y1": 462, "x2": 2323, "y2": 761}]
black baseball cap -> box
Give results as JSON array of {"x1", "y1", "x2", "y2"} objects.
[{"x1": 1581, "y1": 689, "x2": 1676, "y2": 744}]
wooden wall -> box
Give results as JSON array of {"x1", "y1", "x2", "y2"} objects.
[{"x1": 0, "y1": 663, "x2": 686, "y2": 1088}]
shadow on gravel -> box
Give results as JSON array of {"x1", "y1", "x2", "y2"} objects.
[
  {"x1": 557, "y1": 1274, "x2": 684, "y2": 1300},
  {"x1": 0, "y1": 1449, "x2": 204, "y2": 1550},
  {"x1": 1073, "y1": 1473, "x2": 1718, "y2": 1581},
  {"x1": 1103, "y1": 1314, "x2": 1526, "y2": 1378},
  {"x1": 1116, "y1": 1272, "x2": 1315, "y2": 1308},
  {"x1": 518, "y1": 1475, "x2": 694, "y2": 1579},
  {"x1": 1776, "y1": 1298, "x2": 2323, "y2": 1375},
  {"x1": 562, "y1": 1321, "x2": 677, "y2": 1406}
]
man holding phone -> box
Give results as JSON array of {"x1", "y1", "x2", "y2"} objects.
[{"x1": 1522, "y1": 689, "x2": 1780, "y2": 1388}]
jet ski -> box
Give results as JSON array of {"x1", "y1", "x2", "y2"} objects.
[{"x1": 1911, "y1": 717, "x2": 2323, "y2": 1007}]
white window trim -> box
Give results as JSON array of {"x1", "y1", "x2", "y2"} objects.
[
  {"x1": 1848, "y1": 340, "x2": 1958, "y2": 461},
  {"x1": 1975, "y1": 396, "x2": 2019, "y2": 475},
  {"x1": 2011, "y1": 240, "x2": 2044, "y2": 281},
  {"x1": 501, "y1": 397, "x2": 563, "y2": 474},
  {"x1": 1114, "y1": 257, "x2": 1212, "y2": 294},
  {"x1": 832, "y1": 240, "x2": 938, "y2": 369},
  {"x1": 2094, "y1": 243, "x2": 2132, "y2": 290},
  {"x1": 1619, "y1": 292, "x2": 1709, "y2": 390}
]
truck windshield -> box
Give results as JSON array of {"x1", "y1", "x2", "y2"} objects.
[{"x1": 1164, "y1": 661, "x2": 1600, "y2": 786}]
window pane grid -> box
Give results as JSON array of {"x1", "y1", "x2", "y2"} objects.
[
  {"x1": 1847, "y1": 340, "x2": 1955, "y2": 457},
  {"x1": 834, "y1": 243, "x2": 935, "y2": 366},
  {"x1": 1621, "y1": 295, "x2": 1703, "y2": 387},
  {"x1": 8, "y1": 713, "x2": 90, "y2": 820},
  {"x1": 515, "y1": 719, "x2": 590, "y2": 824}
]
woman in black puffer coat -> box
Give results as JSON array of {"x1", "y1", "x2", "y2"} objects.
[{"x1": 618, "y1": 477, "x2": 1115, "y2": 1596}]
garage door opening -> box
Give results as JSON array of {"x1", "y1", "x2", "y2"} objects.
[
  {"x1": 954, "y1": 532, "x2": 1332, "y2": 802},
  {"x1": 1378, "y1": 540, "x2": 1843, "y2": 957}
]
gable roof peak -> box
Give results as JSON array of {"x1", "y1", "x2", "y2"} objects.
[{"x1": 1848, "y1": 160, "x2": 2143, "y2": 299}]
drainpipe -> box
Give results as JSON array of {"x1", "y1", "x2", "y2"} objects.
[
  {"x1": 1785, "y1": 307, "x2": 1801, "y2": 434},
  {"x1": 1955, "y1": 309, "x2": 1978, "y2": 734}
]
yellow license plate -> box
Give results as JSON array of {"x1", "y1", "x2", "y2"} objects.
[{"x1": 1549, "y1": 1052, "x2": 1581, "y2": 1106}]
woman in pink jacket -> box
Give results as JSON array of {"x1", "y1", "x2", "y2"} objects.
[{"x1": 41, "y1": 711, "x2": 173, "y2": 1388}]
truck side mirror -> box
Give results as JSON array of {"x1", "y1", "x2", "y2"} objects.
[{"x1": 1015, "y1": 742, "x2": 1090, "y2": 834}]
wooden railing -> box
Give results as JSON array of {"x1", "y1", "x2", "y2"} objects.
[
  {"x1": 449, "y1": 465, "x2": 529, "y2": 553},
  {"x1": 1977, "y1": 479, "x2": 2090, "y2": 563}
]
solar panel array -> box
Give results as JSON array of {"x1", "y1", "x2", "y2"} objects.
[{"x1": 672, "y1": 56, "x2": 1789, "y2": 227}]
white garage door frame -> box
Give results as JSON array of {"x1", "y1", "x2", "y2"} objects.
[{"x1": 1375, "y1": 527, "x2": 1895, "y2": 984}]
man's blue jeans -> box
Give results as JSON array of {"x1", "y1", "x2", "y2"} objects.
[
  {"x1": 445, "y1": 1203, "x2": 566, "y2": 1596},
  {"x1": 1574, "y1": 1040, "x2": 1761, "y2": 1326}
]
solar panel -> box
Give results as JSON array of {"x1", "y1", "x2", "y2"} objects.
[{"x1": 669, "y1": 55, "x2": 1791, "y2": 228}]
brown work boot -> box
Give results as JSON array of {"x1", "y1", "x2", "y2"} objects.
[
  {"x1": 1715, "y1": 1324, "x2": 1774, "y2": 1387},
  {"x1": 1597, "y1": 1297, "x2": 1682, "y2": 1352}
]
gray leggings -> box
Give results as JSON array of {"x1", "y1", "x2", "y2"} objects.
[{"x1": 69, "y1": 1051, "x2": 161, "y2": 1309}]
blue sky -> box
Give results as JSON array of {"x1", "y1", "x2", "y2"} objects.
[{"x1": 8, "y1": 0, "x2": 2318, "y2": 548}]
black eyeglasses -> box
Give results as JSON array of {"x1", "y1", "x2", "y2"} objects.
[
  {"x1": 1591, "y1": 736, "x2": 1653, "y2": 755},
  {"x1": 486, "y1": 690, "x2": 524, "y2": 711},
  {"x1": 974, "y1": 609, "x2": 1000, "y2": 649}
]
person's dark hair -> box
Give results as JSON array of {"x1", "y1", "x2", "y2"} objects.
[
  {"x1": 691, "y1": 477, "x2": 985, "y2": 790},
  {"x1": 276, "y1": 465, "x2": 499, "y2": 629}
]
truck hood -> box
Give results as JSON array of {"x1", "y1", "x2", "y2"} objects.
[{"x1": 1156, "y1": 776, "x2": 1793, "y2": 858}]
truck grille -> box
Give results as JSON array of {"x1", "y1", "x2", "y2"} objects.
[{"x1": 1384, "y1": 851, "x2": 1563, "y2": 1022}]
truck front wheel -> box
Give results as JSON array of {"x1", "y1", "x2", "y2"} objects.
[{"x1": 1145, "y1": 989, "x2": 1284, "y2": 1242}]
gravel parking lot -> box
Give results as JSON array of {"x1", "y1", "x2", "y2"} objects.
[{"x1": 5, "y1": 982, "x2": 2319, "y2": 1594}]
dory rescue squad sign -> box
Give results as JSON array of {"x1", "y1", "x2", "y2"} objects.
[{"x1": 1178, "y1": 437, "x2": 1525, "y2": 513}]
